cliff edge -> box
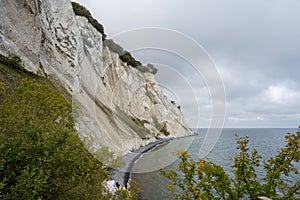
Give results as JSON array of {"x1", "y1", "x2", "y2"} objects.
[{"x1": 0, "y1": 0, "x2": 192, "y2": 155}]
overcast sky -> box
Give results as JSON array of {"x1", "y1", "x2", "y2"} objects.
[{"x1": 75, "y1": 0, "x2": 300, "y2": 128}]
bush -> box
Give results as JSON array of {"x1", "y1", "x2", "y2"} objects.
[
  {"x1": 0, "y1": 79, "x2": 109, "y2": 199},
  {"x1": 71, "y1": 2, "x2": 158, "y2": 75},
  {"x1": 0, "y1": 78, "x2": 139, "y2": 199},
  {"x1": 71, "y1": 2, "x2": 91, "y2": 17},
  {"x1": 103, "y1": 40, "x2": 146, "y2": 72},
  {"x1": 119, "y1": 51, "x2": 142, "y2": 68},
  {"x1": 118, "y1": 51, "x2": 158, "y2": 74},
  {"x1": 136, "y1": 65, "x2": 150, "y2": 73},
  {"x1": 0, "y1": 82, "x2": 6, "y2": 96},
  {"x1": 146, "y1": 63, "x2": 158, "y2": 74},
  {"x1": 136, "y1": 64, "x2": 158, "y2": 74},
  {"x1": 71, "y1": 2, "x2": 106, "y2": 39},
  {"x1": 89, "y1": 18, "x2": 106, "y2": 38},
  {"x1": 0, "y1": 54, "x2": 23, "y2": 71},
  {"x1": 161, "y1": 130, "x2": 300, "y2": 200},
  {"x1": 112, "y1": 180, "x2": 141, "y2": 200},
  {"x1": 104, "y1": 39, "x2": 125, "y2": 55}
]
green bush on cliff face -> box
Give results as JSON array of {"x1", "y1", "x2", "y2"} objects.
[
  {"x1": 161, "y1": 131, "x2": 300, "y2": 200},
  {"x1": 0, "y1": 54, "x2": 23, "y2": 71},
  {"x1": 71, "y1": 2, "x2": 106, "y2": 39},
  {"x1": 105, "y1": 39, "x2": 158, "y2": 74},
  {"x1": 0, "y1": 79, "x2": 112, "y2": 199},
  {"x1": 103, "y1": 39, "x2": 142, "y2": 69},
  {"x1": 119, "y1": 51, "x2": 142, "y2": 68},
  {"x1": 71, "y1": 2, "x2": 158, "y2": 74},
  {"x1": 146, "y1": 63, "x2": 158, "y2": 74},
  {"x1": 104, "y1": 39, "x2": 125, "y2": 55},
  {"x1": 137, "y1": 63, "x2": 158, "y2": 74}
]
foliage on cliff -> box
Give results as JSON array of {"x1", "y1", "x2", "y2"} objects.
[
  {"x1": 71, "y1": 2, "x2": 158, "y2": 75},
  {"x1": 0, "y1": 61, "x2": 138, "y2": 199},
  {"x1": 0, "y1": 78, "x2": 107, "y2": 199},
  {"x1": 161, "y1": 131, "x2": 300, "y2": 200},
  {"x1": 103, "y1": 39, "x2": 158, "y2": 74},
  {"x1": 72, "y1": 1, "x2": 106, "y2": 39},
  {"x1": 104, "y1": 39, "x2": 158, "y2": 74},
  {"x1": 0, "y1": 54, "x2": 24, "y2": 72}
]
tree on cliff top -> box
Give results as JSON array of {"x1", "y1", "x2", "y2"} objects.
[
  {"x1": 71, "y1": 2, "x2": 158, "y2": 75},
  {"x1": 72, "y1": 1, "x2": 106, "y2": 39}
]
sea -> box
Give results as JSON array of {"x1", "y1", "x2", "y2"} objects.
[{"x1": 130, "y1": 128, "x2": 300, "y2": 200}]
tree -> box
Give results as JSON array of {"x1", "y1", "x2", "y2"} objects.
[
  {"x1": 161, "y1": 131, "x2": 300, "y2": 200},
  {"x1": 0, "y1": 79, "x2": 108, "y2": 199},
  {"x1": 147, "y1": 63, "x2": 158, "y2": 74},
  {"x1": 111, "y1": 180, "x2": 141, "y2": 200},
  {"x1": 119, "y1": 51, "x2": 142, "y2": 68},
  {"x1": 103, "y1": 39, "x2": 124, "y2": 55},
  {"x1": 71, "y1": 2, "x2": 106, "y2": 39},
  {"x1": 71, "y1": 2, "x2": 159, "y2": 75}
]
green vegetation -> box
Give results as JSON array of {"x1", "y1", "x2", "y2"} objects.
[
  {"x1": 71, "y1": 2, "x2": 106, "y2": 39},
  {"x1": 161, "y1": 131, "x2": 300, "y2": 200},
  {"x1": 103, "y1": 39, "x2": 125, "y2": 55},
  {"x1": 0, "y1": 54, "x2": 23, "y2": 71},
  {"x1": 0, "y1": 82, "x2": 5, "y2": 95},
  {"x1": 0, "y1": 78, "x2": 107, "y2": 199},
  {"x1": 146, "y1": 64, "x2": 158, "y2": 74},
  {"x1": 71, "y1": 2, "x2": 158, "y2": 74},
  {"x1": 136, "y1": 64, "x2": 158, "y2": 74},
  {"x1": 104, "y1": 39, "x2": 158, "y2": 74},
  {"x1": 0, "y1": 59, "x2": 138, "y2": 199},
  {"x1": 119, "y1": 51, "x2": 142, "y2": 68},
  {"x1": 113, "y1": 180, "x2": 141, "y2": 200}
]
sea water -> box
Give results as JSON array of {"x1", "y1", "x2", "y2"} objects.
[{"x1": 131, "y1": 128, "x2": 300, "y2": 200}]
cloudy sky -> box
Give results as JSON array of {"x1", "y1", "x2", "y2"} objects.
[{"x1": 75, "y1": 0, "x2": 300, "y2": 128}]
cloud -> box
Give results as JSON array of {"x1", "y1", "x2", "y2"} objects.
[
  {"x1": 263, "y1": 85, "x2": 299, "y2": 104},
  {"x1": 224, "y1": 82, "x2": 300, "y2": 127},
  {"x1": 75, "y1": 0, "x2": 300, "y2": 128}
]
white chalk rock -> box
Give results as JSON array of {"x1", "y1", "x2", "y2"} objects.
[{"x1": 0, "y1": 0, "x2": 192, "y2": 155}]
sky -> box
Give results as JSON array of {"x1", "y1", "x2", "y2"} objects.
[{"x1": 74, "y1": 0, "x2": 300, "y2": 128}]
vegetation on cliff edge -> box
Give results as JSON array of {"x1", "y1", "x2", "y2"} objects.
[{"x1": 71, "y1": 2, "x2": 158, "y2": 75}]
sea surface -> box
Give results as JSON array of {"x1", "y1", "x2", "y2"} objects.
[{"x1": 131, "y1": 128, "x2": 300, "y2": 200}]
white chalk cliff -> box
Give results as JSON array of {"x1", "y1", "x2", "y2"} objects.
[{"x1": 0, "y1": 0, "x2": 192, "y2": 155}]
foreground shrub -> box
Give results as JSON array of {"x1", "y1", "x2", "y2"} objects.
[
  {"x1": 161, "y1": 130, "x2": 300, "y2": 200},
  {"x1": 0, "y1": 79, "x2": 109, "y2": 199}
]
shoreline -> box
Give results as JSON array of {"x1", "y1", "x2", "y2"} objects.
[
  {"x1": 111, "y1": 133, "x2": 196, "y2": 189},
  {"x1": 111, "y1": 138, "x2": 172, "y2": 189}
]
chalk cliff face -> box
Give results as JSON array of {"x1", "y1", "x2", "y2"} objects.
[{"x1": 0, "y1": 0, "x2": 192, "y2": 155}]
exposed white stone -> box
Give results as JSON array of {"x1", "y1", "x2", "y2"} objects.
[
  {"x1": 257, "y1": 197, "x2": 272, "y2": 200},
  {"x1": 103, "y1": 180, "x2": 118, "y2": 194},
  {"x1": 0, "y1": 0, "x2": 192, "y2": 155}
]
